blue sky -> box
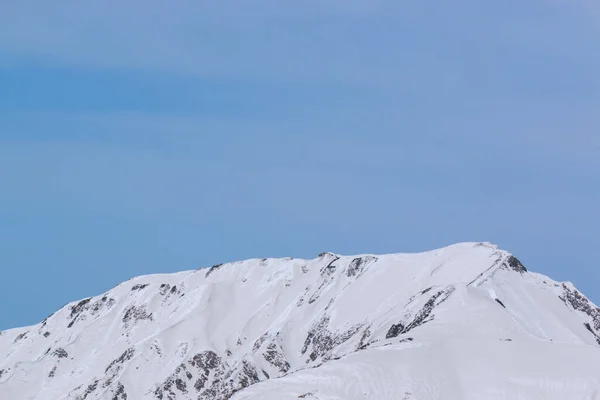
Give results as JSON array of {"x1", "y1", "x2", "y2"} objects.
[{"x1": 1, "y1": 1, "x2": 599, "y2": 331}]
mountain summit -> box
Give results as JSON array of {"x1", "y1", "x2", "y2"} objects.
[{"x1": 1, "y1": 242, "x2": 599, "y2": 399}]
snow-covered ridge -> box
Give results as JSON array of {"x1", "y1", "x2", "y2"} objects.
[{"x1": 1, "y1": 242, "x2": 599, "y2": 400}]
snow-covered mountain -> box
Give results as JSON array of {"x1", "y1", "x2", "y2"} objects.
[{"x1": 1, "y1": 242, "x2": 599, "y2": 400}]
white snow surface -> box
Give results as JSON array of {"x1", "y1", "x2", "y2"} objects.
[{"x1": 1, "y1": 242, "x2": 599, "y2": 399}]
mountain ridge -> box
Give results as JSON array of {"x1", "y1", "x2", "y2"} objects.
[{"x1": 1, "y1": 242, "x2": 599, "y2": 399}]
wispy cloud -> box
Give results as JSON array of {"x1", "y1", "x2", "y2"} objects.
[
  {"x1": 0, "y1": 2, "x2": 405, "y2": 82},
  {"x1": 1, "y1": 1, "x2": 597, "y2": 88}
]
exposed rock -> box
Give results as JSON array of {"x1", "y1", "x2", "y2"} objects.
[
  {"x1": 53, "y1": 348, "x2": 68, "y2": 359},
  {"x1": 263, "y1": 341, "x2": 291, "y2": 373},
  {"x1": 68, "y1": 296, "x2": 115, "y2": 328},
  {"x1": 504, "y1": 255, "x2": 527, "y2": 273},
  {"x1": 122, "y1": 305, "x2": 153, "y2": 329},
  {"x1": 347, "y1": 256, "x2": 378, "y2": 277},
  {"x1": 77, "y1": 380, "x2": 99, "y2": 400},
  {"x1": 131, "y1": 284, "x2": 149, "y2": 291},
  {"x1": 105, "y1": 348, "x2": 135, "y2": 374},
  {"x1": 159, "y1": 284, "x2": 171, "y2": 296},
  {"x1": 387, "y1": 286, "x2": 455, "y2": 338},
  {"x1": 13, "y1": 331, "x2": 29, "y2": 343},
  {"x1": 111, "y1": 382, "x2": 127, "y2": 400},
  {"x1": 561, "y1": 285, "x2": 600, "y2": 328},
  {"x1": 205, "y1": 264, "x2": 224, "y2": 278},
  {"x1": 301, "y1": 314, "x2": 362, "y2": 363}
]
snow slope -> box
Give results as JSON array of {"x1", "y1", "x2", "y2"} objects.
[{"x1": 1, "y1": 242, "x2": 599, "y2": 400}]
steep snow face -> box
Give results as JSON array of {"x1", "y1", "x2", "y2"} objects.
[{"x1": 1, "y1": 242, "x2": 599, "y2": 400}]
